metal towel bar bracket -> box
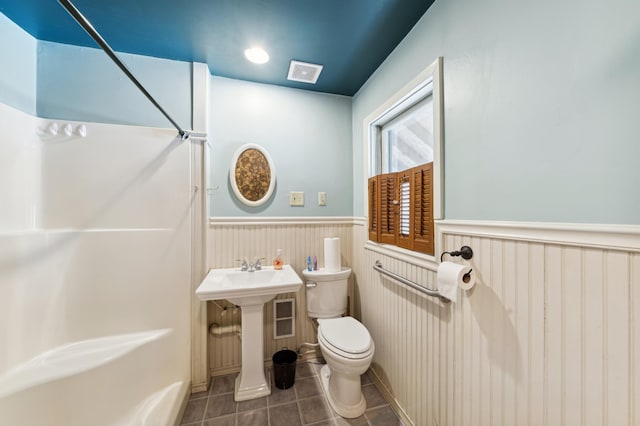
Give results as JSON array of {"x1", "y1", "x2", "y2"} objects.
[{"x1": 373, "y1": 260, "x2": 450, "y2": 303}]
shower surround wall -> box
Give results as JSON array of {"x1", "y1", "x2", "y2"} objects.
[{"x1": 0, "y1": 102, "x2": 192, "y2": 424}]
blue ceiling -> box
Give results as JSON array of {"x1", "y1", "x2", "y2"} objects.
[{"x1": 0, "y1": 0, "x2": 435, "y2": 96}]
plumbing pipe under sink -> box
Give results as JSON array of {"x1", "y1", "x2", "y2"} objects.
[{"x1": 209, "y1": 323, "x2": 241, "y2": 337}]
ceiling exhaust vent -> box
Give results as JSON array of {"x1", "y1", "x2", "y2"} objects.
[{"x1": 287, "y1": 60, "x2": 323, "y2": 84}]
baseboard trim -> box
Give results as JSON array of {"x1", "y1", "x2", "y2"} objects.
[
  {"x1": 368, "y1": 367, "x2": 414, "y2": 426},
  {"x1": 190, "y1": 381, "x2": 208, "y2": 394},
  {"x1": 210, "y1": 366, "x2": 240, "y2": 377}
]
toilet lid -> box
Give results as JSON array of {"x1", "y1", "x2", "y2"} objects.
[{"x1": 318, "y1": 317, "x2": 372, "y2": 354}]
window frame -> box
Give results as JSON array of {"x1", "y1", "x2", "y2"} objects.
[{"x1": 363, "y1": 57, "x2": 443, "y2": 269}]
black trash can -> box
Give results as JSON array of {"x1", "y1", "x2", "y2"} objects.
[{"x1": 272, "y1": 348, "x2": 297, "y2": 389}]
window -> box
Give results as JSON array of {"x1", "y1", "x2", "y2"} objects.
[
  {"x1": 381, "y1": 97, "x2": 433, "y2": 173},
  {"x1": 365, "y1": 58, "x2": 443, "y2": 257}
]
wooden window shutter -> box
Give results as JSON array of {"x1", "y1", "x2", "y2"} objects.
[
  {"x1": 396, "y1": 171, "x2": 413, "y2": 250},
  {"x1": 377, "y1": 172, "x2": 398, "y2": 245},
  {"x1": 412, "y1": 162, "x2": 434, "y2": 254},
  {"x1": 367, "y1": 176, "x2": 378, "y2": 241}
]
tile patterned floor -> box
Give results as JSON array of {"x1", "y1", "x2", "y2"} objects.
[{"x1": 180, "y1": 361, "x2": 403, "y2": 426}]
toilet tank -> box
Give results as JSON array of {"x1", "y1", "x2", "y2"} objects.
[{"x1": 302, "y1": 268, "x2": 351, "y2": 319}]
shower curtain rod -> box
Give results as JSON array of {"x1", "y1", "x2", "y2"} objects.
[{"x1": 57, "y1": 0, "x2": 190, "y2": 140}]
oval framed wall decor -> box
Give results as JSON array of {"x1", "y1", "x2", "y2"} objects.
[{"x1": 229, "y1": 143, "x2": 276, "y2": 207}]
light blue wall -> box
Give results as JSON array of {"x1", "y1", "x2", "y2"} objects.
[
  {"x1": 0, "y1": 12, "x2": 36, "y2": 114},
  {"x1": 353, "y1": 0, "x2": 640, "y2": 224},
  {"x1": 209, "y1": 76, "x2": 352, "y2": 216},
  {"x1": 36, "y1": 41, "x2": 192, "y2": 129}
]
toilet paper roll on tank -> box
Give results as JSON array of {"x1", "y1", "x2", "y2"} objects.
[
  {"x1": 324, "y1": 237, "x2": 342, "y2": 272},
  {"x1": 437, "y1": 261, "x2": 476, "y2": 303}
]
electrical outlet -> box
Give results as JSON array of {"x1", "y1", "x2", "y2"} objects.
[
  {"x1": 289, "y1": 191, "x2": 304, "y2": 206},
  {"x1": 318, "y1": 192, "x2": 327, "y2": 206}
]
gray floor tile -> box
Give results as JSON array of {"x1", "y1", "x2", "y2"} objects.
[
  {"x1": 365, "y1": 405, "x2": 402, "y2": 426},
  {"x1": 268, "y1": 384, "x2": 297, "y2": 406},
  {"x1": 238, "y1": 395, "x2": 267, "y2": 413},
  {"x1": 203, "y1": 414, "x2": 236, "y2": 426},
  {"x1": 295, "y1": 376, "x2": 322, "y2": 399},
  {"x1": 361, "y1": 371, "x2": 373, "y2": 386},
  {"x1": 361, "y1": 384, "x2": 386, "y2": 409},
  {"x1": 298, "y1": 395, "x2": 332, "y2": 424},
  {"x1": 269, "y1": 401, "x2": 302, "y2": 426},
  {"x1": 205, "y1": 393, "x2": 237, "y2": 419},
  {"x1": 190, "y1": 388, "x2": 210, "y2": 400},
  {"x1": 296, "y1": 361, "x2": 315, "y2": 378},
  {"x1": 211, "y1": 374, "x2": 236, "y2": 395},
  {"x1": 335, "y1": 414, "x2": 369, "y2": 425},
  {"x1": 180, "y1": 397, "x2": 207, "y2": 424},
  {"x1": 237, "y1": 408, "x2": 269, "y2": 426},
  {"x1": 306, "y1": 421, "x2": 336, "y2": 426}
]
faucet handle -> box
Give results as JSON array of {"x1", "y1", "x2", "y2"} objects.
[
  {"x1": 254, "y1": 257, "x2": 266, "y2": 270},
  {"x1": 236, "y1": 257, "x2": 249, "y2": 271}
]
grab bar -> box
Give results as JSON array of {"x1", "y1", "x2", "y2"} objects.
[{"x1": 373, "y1": 260, "x2": 450, "y2": 303}]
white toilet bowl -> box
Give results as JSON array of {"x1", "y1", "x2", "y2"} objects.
[{"x1": 317, "y1": 316, "x2": 374, "y2": 418}]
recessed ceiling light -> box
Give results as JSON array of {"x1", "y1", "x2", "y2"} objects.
[{"x1": 244, "y1": 47, "x2": 269, "y2": 64}]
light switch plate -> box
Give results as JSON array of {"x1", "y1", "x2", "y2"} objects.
[
  {"x1": 318, "y1": 192, "x2": 327, "y2": 206},
  {"x1": 289, "y1": 191, "x2": 304, "y2": 206}
]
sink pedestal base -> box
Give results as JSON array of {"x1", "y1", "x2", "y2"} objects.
[
  {"x1": 233, "y1": 303, "x2": 271, "y2": 401},
  {"x1": 235, "y1": 369, "x2": 270, "y2": 402}
]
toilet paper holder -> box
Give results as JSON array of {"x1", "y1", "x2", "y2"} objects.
[{"x1": 440, "y1": 245, "x2": 473, "y2": 262}]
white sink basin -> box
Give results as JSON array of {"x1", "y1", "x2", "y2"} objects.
[{"x1": 195, "y1": 265, "x2": 302, "y2": 306}]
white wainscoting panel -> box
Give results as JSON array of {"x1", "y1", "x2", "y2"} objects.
[{"x1": 354, "y1": 221, "x2": 639, "y2": 426}]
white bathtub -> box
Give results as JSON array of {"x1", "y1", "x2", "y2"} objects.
[
  {"x1": 0, "y1": 329, "x2": 188, "y2": 425},
  {"x1": 0, "y1": 229, "x2": 192, "y2": 425}
]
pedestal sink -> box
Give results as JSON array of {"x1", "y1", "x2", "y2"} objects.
[{"x1": 195, "y1": 265, "x2": 302, "y2": 401}]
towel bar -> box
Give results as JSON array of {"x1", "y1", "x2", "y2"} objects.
[{"x1": 373, "y1": 260, "x2": 450, "y2": 303}]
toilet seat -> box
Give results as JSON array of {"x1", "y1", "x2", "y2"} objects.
[{"x1": 318, "y1": 317, "x2": 373, "y2": 360}]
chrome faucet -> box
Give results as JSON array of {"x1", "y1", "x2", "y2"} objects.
[{"x1": 238, "y1": 257, "x2": 264, "y2": 272}]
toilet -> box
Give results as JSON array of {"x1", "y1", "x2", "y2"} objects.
[{"x1": 303, "y1": 267, "x2": 375, "y2": 418}]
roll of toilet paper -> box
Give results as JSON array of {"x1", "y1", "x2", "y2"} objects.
[
  {"x1": 324, "y1": 237, "x2": 341, "y2": 272},
  {"x1": 437, "y1": 261, "x2": 476, "y2": 303}
]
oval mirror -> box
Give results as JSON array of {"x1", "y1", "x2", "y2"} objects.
[{"x1": 229, "y1": 143, "x2": 276, "y2": 207}]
